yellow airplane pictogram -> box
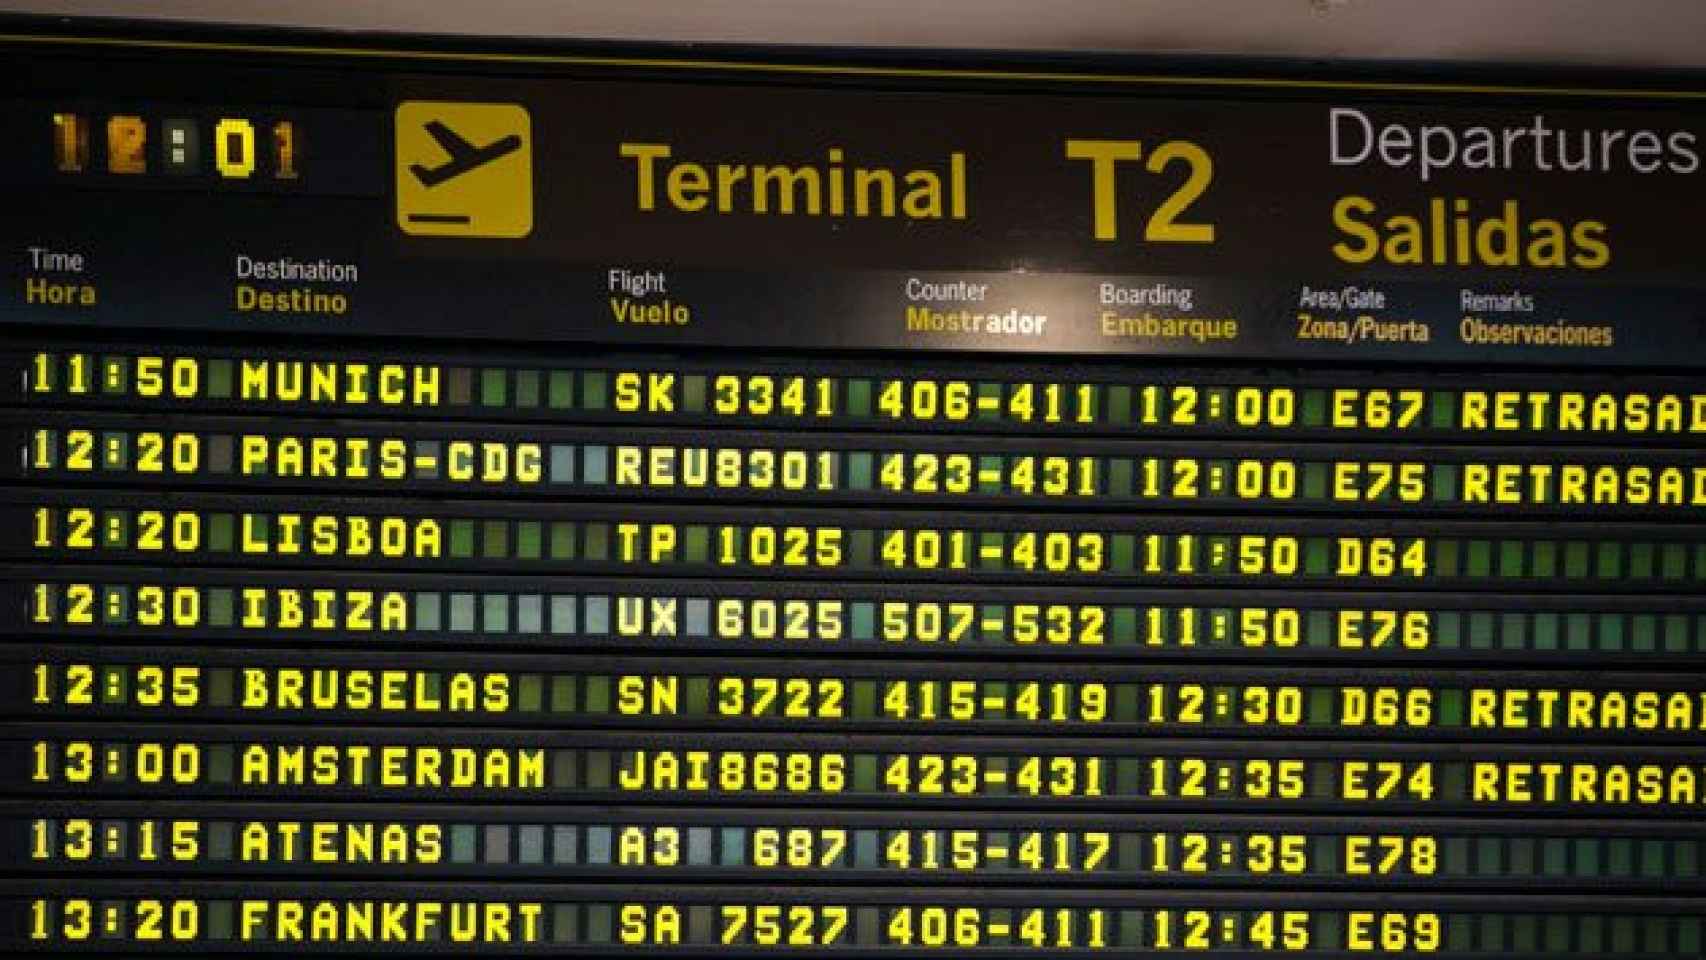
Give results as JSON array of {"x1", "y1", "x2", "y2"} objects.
[{"x1": 395, "y1": 101, "x2": 532, "y2": 238}]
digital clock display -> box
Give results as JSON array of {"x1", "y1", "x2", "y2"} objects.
[
  {"x1": 49, "y1": 111, "x2": 298, "y2": 178},
  {"x1": 0, "y1": 20, "x2": 1703, "y2": 959}
]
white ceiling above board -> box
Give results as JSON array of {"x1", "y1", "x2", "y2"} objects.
[{"x1": 6, "y1": 0, "x2": 1706, "y2": 70}]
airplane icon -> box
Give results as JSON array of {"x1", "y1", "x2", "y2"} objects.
[
  {"x1": 395, "y1": 100, "x2": 532, "y2": 237},
  {"x1": 409, "y1": 120, "x2": 524, "y2": 187}
]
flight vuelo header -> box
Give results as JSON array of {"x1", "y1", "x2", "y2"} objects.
[{"x1": 612, "y1": 104, "x2": 1700, "y2": 270}]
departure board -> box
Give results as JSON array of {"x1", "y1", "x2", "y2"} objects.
[{"x1": 2, "y1": 17, "x2": 1706, "y2": 958}]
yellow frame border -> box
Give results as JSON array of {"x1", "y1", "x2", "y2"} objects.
[{"x1": 4, "y1": 31, "x2": 1705, "y2": 100}]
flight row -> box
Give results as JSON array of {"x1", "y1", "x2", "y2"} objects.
[
  {"x1": 15, "y1": 573, "x2": 1700, "y2": 661},
  {"x1": 9, "y1": 803, "x2": 1702, "y2": 888},
  {"x1": 12, "y1": 349, "x2": 1704, "y2": 441},
  {"x1": 15, "y1": 649, "x2": 1706, "y2": 743},
  {"x1": 16, "y1": 495, "x2": 1706, "y2": 589},
  {"x1": 8, "y1": 885, "x2": 1703, "y2": 955},
  {"x1": 13, "y1": 415, "x2": 1706, "y2": 516},
  {"x1": 15, "y1": 731, "x2": 1706, "y2": 814}
]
